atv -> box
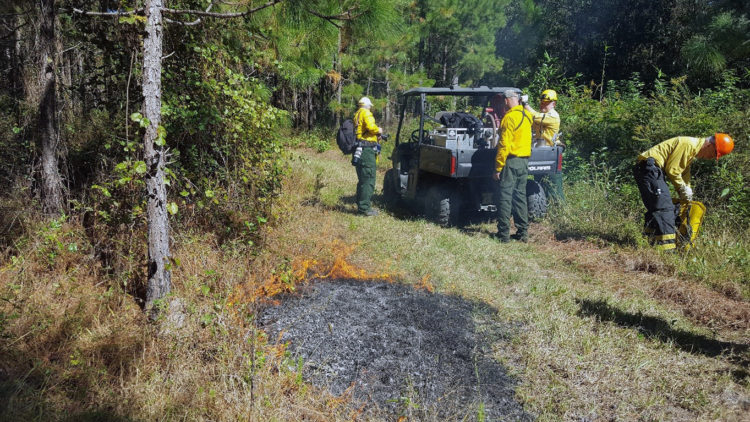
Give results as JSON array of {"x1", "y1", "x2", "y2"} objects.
[{"x1": 382, "y1": 86, "x2": 563, "y2": 226}]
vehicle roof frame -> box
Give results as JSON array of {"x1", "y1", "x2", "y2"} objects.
[{"x1": 395, "y1": 86, "x2": 522, "y2": 145}]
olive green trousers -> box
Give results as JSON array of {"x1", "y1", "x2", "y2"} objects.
[
  {"x1": 496, "y1": 157, "x2": 529, "y2": 240},
  {"x1": 356, "y1": 147, "x2": 377, "y2": 213}
]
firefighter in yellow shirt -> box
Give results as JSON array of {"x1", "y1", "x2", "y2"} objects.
[
  {"x1": 524, "y1": 89, "x2": 564, "y2": 203},
  {"x1": 493, "y1": 90, "x2": 533, "y2": 242},
  {"x1": 525, "y1": 89, "x2": 561, "y2": 147},
  {"x1": 633, "y1": 133, "x2": 734, "y2": 250},
  {"x1": 352, "y1": 97, "x2": 383, "y2": 216}
]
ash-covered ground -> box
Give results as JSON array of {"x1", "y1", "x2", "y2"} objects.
[{"x1": 259, "y1": 279, "x2": 532, "y2": 421}]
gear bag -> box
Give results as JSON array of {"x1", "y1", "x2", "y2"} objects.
[
  {"x1": 336, "y1": 118, "x2": 357, "y2": 154},
  {"x1": 438, "y1": 112, "x2": 484, "y2": 137}
]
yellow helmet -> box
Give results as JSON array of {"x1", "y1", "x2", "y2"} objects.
[{"x1": 540, "y1": 89, "x2": 558, "y2": 102}]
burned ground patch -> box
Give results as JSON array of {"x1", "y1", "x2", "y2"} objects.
[{"x1": 259, "y1": 279, "x2": 532, "y2": 421}]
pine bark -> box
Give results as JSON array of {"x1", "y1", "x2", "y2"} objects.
[
  {"x1": 143, "y1": 0, "x2": 171, "y2": 314},
  {"x1": 38, "y1": 0, "x2": 64, "y2": 215},
  {"x1": 384, "y1": 62, "x2": 391, "y2": 126},
  {"x1": 335, "y1": 29, "x2": 342, "y2": 127}
]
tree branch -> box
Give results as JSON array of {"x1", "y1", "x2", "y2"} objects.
[
  {"x1": 0, "y1": 9, "x2": 33, "y2": 17},
  {"x1": 164, "y1": 16, "x2": 203, "y2": 26},
  {"x1": 70, "y1": 8, "x2": 142, "y2": 16},
  {"x1": 161, "y1": 0, "x2": 282, "y2": 19},
  {"x1": 163, "y1": 0, "x2": 217, "y2": 27},
  {"x1": 303, "y1": 5, "x2": 364, "y2": 28},
  {"x1": 0, "y1": 21, "x2": 28, "y2": 40}
]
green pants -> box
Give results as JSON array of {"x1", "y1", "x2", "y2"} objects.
[
  {"x1": 356, "y1": 147, "x2": 377, "y2": 213},
  {"x1": 496, "y1": 157, "x2": 529, "y2": 240},
  {"x1": 535, "y1": 172, "x2": 565, "y2": 204}
]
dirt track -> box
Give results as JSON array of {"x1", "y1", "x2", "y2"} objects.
[{"x1": 259, "y1": 279, "x2": 532, "y2": 421}]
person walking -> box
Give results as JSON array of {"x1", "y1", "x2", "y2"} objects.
[
  {"x1": 524, "y1": 89, "x2": 565, "y2": 203},
  {"x1": 633, "y1": 133, "x2": 734, "y2": 251},
  {"x1": 494, "y1": 90, "x2": 533, "y2": 242},
  {"x1": 353, "y1": 96, "x2": 383, "y2": 216}
]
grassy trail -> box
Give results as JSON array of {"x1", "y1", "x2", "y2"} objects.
[
  {"x1": 1, "y1": 146, "x2": 746, "y2": 421},
  {"x1": 280, "y1": 147, "x2": 749, "y2": 421}
]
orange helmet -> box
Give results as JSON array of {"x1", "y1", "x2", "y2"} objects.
[{"x1": 714, "y1": 133, "x2": 734, "y2": 158}]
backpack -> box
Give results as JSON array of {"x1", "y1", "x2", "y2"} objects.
[
  {"x1": 438, "y1": 112, "x2": 484, "y2": 137},
  {"x1": 336, "y1": 118, "x2": 357, "y2": 154}
]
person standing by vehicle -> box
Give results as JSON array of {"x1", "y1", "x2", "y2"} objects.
[
  {"x1": 633, "y1": 133, "x2": 734, "y2": 251},
  {"x1": 493, "y1": 90, "x2": 533, "y2": 242},
  {"x1": 353, "y1": 96, "x2": 383, "y2": 216},
  {"x1": 523, "y1": 89, "x2": 564, "y2": 203}
]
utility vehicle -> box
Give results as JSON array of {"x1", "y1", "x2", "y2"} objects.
[{"x1": 382, "y1": 86, "x2": 563, "y2": 226}]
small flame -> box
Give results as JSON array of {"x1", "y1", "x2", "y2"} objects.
[
  {"x1": 233, "y1": 240, "x2": 394, "y2": 304},
  {"x1": 415, "y1": 274, "x2": 434, "y2": 293}
]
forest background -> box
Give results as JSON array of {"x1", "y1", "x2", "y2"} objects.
[
  {"x1": 0, "y1": 0, "x2": 749, "y2": 419},
  {"x1": 2, "y1": 0, "x2": 748, "y2": 267}
]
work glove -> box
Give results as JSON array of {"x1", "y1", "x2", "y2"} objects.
[
  {"x1": 520, "y1": 95, "x2": 529, "y2": 105},
  {"x1": 679, "y1": 184, "x2": 693, "y2": 202}
]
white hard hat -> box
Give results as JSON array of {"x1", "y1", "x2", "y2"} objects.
[{"x1": 358, "y1": 96, "x2": 373, "y2": 108}]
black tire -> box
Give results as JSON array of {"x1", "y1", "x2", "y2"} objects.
[
  {"x1": 382, "y1": 168, "x2": 399, "y2": 208},
  {"x1": 425, "y1": 185, "x2": 463, "y2": 227},
  {"x1": 526, "y1": 179, "x2": 547, "y2": 221}
]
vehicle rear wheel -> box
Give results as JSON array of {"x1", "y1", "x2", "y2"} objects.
[
  {"x1": 526, "y1": 179, "x2": 547, "y2": 221},
  {"x1": 425, "y1": 185, "x2": 463, "y2": 227}
]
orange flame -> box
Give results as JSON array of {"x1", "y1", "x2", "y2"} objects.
[
  {"x1": 233, "y1": 240, "x2": 394, "y2": 305},
  {"x1": 415, "y1": 274, "x2": 434, "y2": 293}
]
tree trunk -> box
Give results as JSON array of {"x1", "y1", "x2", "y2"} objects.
[
  {"x1": 442, "y1": 44, "x2": 447, "y2": 86},
  {"x1": 38, "y1": 0, "x2": 64, "y2": 216},
  {"x1": 306, "y1": 86, "x2": 313, "y2": 129},
  {"x1": 11, "y1": 13, "x2": 24, "y2": 107},
  {"x1": 384, "y1": 62, "x2": 391, "y2": 126},
  {"x1": 335, "y1": 29, "x2": 342, "y2": 127},
  {"x1": 292, "y1": 88, "x2": 298, "y2": 127},
  {"x1": 143, "y1": 0, "x2": 171, "y2": 315}
]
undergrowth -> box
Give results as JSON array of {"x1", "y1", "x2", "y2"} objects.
[{"x1": 0, "y1": 210, "x2": 360, "y2": 421}]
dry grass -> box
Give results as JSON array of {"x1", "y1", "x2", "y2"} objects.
[
  {"x1": 0, "y1": 213, "x2": 366, "y2": 420},
  {"x1": 1, "y1": 145, "x2": 748, "y2": 421},
  {"x1": 530, "y1": 226, "x2": 750, "y2": 337}
]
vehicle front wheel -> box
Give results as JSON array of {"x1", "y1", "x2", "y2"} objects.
[{"x1": 526, "y1": 179, "x2": 547, "y2": 221}]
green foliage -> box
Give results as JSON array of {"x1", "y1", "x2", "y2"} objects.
[
  {"x1": 159, "y1": 28, "x2": 290, "y2": 244},
  {"x1": 681, "y1": 12, "x2": 750, "y2": 84},
  {"x1": 559, "y1": 71, "x2": 750, "y2": 233},
  {"x1": 284, "y1": 130, "x2": 333, "y2": 153},
  {"x1": 414, "y1": 0, "x2": 509, "y2": 86},
  {"x1": 0, "y1": 95, "x2": 32, "y2": 188},
  {"x1": 495, "y1": 0, "x2": 750, "y2": 90},
  {"x1": 520, "y1": 59, "x2": 750, "y2": 295}
]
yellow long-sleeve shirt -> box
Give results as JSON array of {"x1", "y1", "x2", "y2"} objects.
[
  {"x1": 530, "y1": 108, "x2": 560, "y2": 145},
  {"x1": 354, "y1": 107, "x2": 381, "y2": 143},
  {"x1": 637, "y1": 136, "x2": 704, "y2": 189},
  {"x1": 495, "y1": 105, "x2": 532, "y2": 172}
]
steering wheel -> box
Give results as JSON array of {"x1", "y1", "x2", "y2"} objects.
[
  {"x1": 482, "y1": 114, "x2": 498, "y2": 148},
  {"x1": 411, "y1": 129, "x2": 423, "y2": 143}
]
